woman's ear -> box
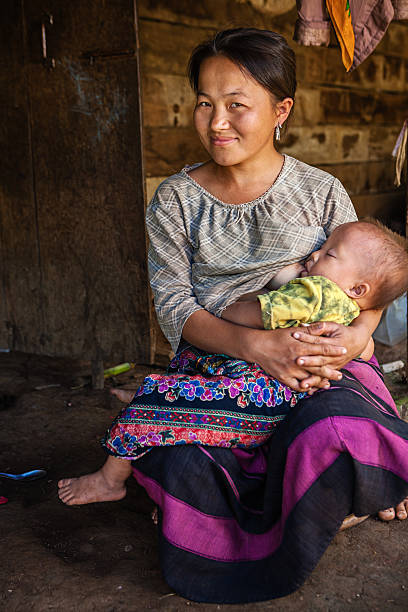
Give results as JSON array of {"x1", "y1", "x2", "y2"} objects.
[
  {"x1": 276, "y1": 97, "x2": 294, "y2": 125},
  {"x1": 346, "y1": 283, "x2": 370, "y2": 300}
]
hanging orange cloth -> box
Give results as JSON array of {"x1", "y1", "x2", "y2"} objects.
[{"x1": 326, "y1": 1, "x2": 355, "y2": 71}]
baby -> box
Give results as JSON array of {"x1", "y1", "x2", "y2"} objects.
[{"x1": 221, "y1": 220, "x2": 408, "y2": 340}]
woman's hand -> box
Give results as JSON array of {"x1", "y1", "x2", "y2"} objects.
[
  {"x1": 183, "y1": 310, "x2": 348, "y2": 393},
  {"x1": 245, "y1": 327, "x2": 346, "y2": 393},
  {"x1": 291, "y1": 320, "x2": 373, "y2": 385}
]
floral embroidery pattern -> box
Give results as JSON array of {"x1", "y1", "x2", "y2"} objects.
[{"x1": 102, "y1": 347, "x2": 306, "y2": 457}]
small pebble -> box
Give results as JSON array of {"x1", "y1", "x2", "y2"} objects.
[{"x1": 124, "y1": 544, "x2": 133, "y2": 552}]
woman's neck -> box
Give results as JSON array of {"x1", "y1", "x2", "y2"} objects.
[{"x1": 190, "y1": 150, "x2": 285, "y2": 205}]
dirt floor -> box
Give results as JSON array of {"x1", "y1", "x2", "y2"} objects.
[{"x1": 1, "y1": 343, "x2": 407, "y2": 612}]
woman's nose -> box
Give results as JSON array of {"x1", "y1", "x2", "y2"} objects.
[{"x1": 210, "y1": 109, "x2": 230, "y2": 130}]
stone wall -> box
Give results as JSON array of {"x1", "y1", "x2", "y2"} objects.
[{"x1": 137, "y1": 0, "x2": 408, "y2": 362}]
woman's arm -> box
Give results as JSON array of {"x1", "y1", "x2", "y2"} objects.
[
  {"x1": 146, "y1": 188, "x2": 205, "y2": 353},
  {"x1": 182, "y1": 310, "x2": 347, "y2": 392},
  {"x1": 359, "y1": 337, "x2": 375, "y2": 361}
]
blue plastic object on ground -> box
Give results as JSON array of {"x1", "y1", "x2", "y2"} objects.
[{"x1": 0, "y1": 469, "x2": 47, "y2": 481}]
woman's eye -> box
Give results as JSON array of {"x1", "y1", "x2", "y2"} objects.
[
  {"x1": 230, "y1": 102, "x2": 243, "y2": 108},
  {"x1": 197, "y1": 101, "x2": 210, "y2": 107}
]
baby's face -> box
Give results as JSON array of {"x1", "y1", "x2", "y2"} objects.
[{"x1": 302, "y1": 225, "x2": 362, "y2": 293}]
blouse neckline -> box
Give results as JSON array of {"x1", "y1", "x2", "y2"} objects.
[{"x1": 181, "y1": 154, "x2": 289, "y2": 208}]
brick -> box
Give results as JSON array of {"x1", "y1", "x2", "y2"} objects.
[
  {"x1": 319, "y1": 89, "x2": 408, "y2": 125},
  {"x1": 281, "y1": 126, "x2": 369, "y2": 164},
  {"x1": 296, "y1": 46, "x2": 386, "y2": 91},
  {"x1": 242, "y1": 0, "x2": 295, "y2": 17},
  {"x1": 145, "y1": 175, "x2": 168, "y2": 201},
  {"x1": 317, "y1": 160, "x2": 398, "y2": 195},
  {"x1": 291, "y1": 88, "x2": 321, "y2": 126},
  {"x1": 142, "y1": 74, "x2": 195, "y2": 128},
  {"x1": 352, "y1": 191, "x2": 404, "y2": 220},
  {"x1": 382, "y1": 55, "x2": 406, "y2": 92},
  {"x1": 368, "y1": 126, "x2": 401, "y2": 161},
  {"x1": 138, "y1": 0, "x2": 295, "y2": 30},
  {"x1": 375, "y1": 21, "x2": 408, "y2": 59},
  {"x1": 144, "y1": 126, "x2": 206, "y2": 176},
  {"x1": 139, "y1": 20, "x2": 217, "y2": 76}
]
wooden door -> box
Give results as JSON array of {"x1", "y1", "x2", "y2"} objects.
[{"x1": 0, "y1": 0, "x2": 150, "y2": 365}]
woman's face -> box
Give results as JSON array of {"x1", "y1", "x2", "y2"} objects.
[{"x1": 193, "y1": 55, "x2": 280, "y2": 167}]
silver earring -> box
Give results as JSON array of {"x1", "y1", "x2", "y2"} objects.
[{"x1": 275, "y1": 123, "x2": 282, "y2": 141}]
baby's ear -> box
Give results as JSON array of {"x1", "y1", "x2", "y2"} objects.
[{"x1": 347, "y1": 283, "x2": 370, "y2": 299}]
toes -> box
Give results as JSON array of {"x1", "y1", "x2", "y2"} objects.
[
  {"x1": 378, "y1": 507, "x2": 395, "y2": 521},
  {"x1": 396, "y1": 500, "x2": 408, "y2": 520},
  {"x1": 58, "y1": 478, "x2": 72, "y2": 488},
  {"x1": 59, "y1": 491, "x2": 73, "y2": 503}
]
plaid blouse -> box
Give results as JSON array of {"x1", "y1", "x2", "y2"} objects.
[{"x1": 146, "y1": 155, "x2": 357, "y2": 351}]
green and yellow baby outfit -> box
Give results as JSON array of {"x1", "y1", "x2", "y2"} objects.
[{"x1": 258, "y1": 275, "x2": 360, "y2": 329}]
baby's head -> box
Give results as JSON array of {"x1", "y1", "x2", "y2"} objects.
[{"x1": 303, "y1": 220, "x2": 408, "y2": 310}]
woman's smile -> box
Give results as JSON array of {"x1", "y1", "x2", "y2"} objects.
[{"x1": 210, "y1": 135, "x2": 238, "y2": 146}]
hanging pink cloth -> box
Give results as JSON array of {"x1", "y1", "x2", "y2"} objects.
[{"x1": 294, "y1": 1, "x2": 408, "y2": 71}]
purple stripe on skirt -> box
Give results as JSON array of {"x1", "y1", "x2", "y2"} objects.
[
  {"x1": 133, "y1": 415, "x2": 408, "y2": 562},
  {"x1": 344, "y1": 358, "x2": 398, "y2": 415}
]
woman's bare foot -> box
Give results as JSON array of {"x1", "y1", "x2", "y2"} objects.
[
  {"x1": 58, "y1": 456, "x2": 132, "y2": 506},
  {"x1": 378, "y1": 497, "x2": 408, "y2": 521},
  {"x1": 58, "y1": 471, "x2": 126, "y2": 505},
  {"x1": 110, "y1": 388, "x2": 135, "y2": 403}
]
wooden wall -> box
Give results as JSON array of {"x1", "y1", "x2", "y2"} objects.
[{"x1": 137, "y1": 0, "x2": 408, "y2": 363}]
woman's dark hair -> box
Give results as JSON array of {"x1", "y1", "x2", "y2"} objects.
[{"x1": 188, "y1": 28, "x2": 296, "y2": 129}]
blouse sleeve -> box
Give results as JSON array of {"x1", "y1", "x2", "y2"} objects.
[
  {"x1": 321, "y1": 177, "x2": 358, "y2": 236},
  {"x1": 146, "y1": 183, "x2": 204, "y2": 352}
]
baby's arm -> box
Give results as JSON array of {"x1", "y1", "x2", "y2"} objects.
[{"x1": 221, "y1": 297, "x2": 264, "y2": 329}]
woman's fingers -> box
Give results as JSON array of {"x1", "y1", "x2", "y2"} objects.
[
  {"x1": 302, "y1": 365, "x2": 342, "y2": 380},
  {"x1": 272, "y1": 366, "x2": 323, "y2": 393},
  {"x1": 293, "y1": 330, "x2": 346, "y2": 351},
  {"x1": 296, "y1": 356, "x2": 344, "y2": 377},
  {"x1": 299, "y1": 321, "x2": 341, "y2": 336},
  {"x1": 300, "y1": 375, "x2": 331, "y2": 390},
  {"x1": 284, "y1": 378, "x2": 304, "y2": 392}
]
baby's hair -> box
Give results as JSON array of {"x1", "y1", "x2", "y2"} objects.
[{"x1": 355, "y1": 218, "x2": 408, "y2": 309}]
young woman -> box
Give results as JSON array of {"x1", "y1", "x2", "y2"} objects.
[{"x1": 59, "y1": 29, "x2": 408, "y2": 603}]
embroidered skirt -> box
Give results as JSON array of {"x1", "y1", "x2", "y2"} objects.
[
  {"x1": 102, "y1": 349, "x2": 408, "y2": 603},
  {"x1": 103, "y1": 347, "x2": 306, "y2": 454}
]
